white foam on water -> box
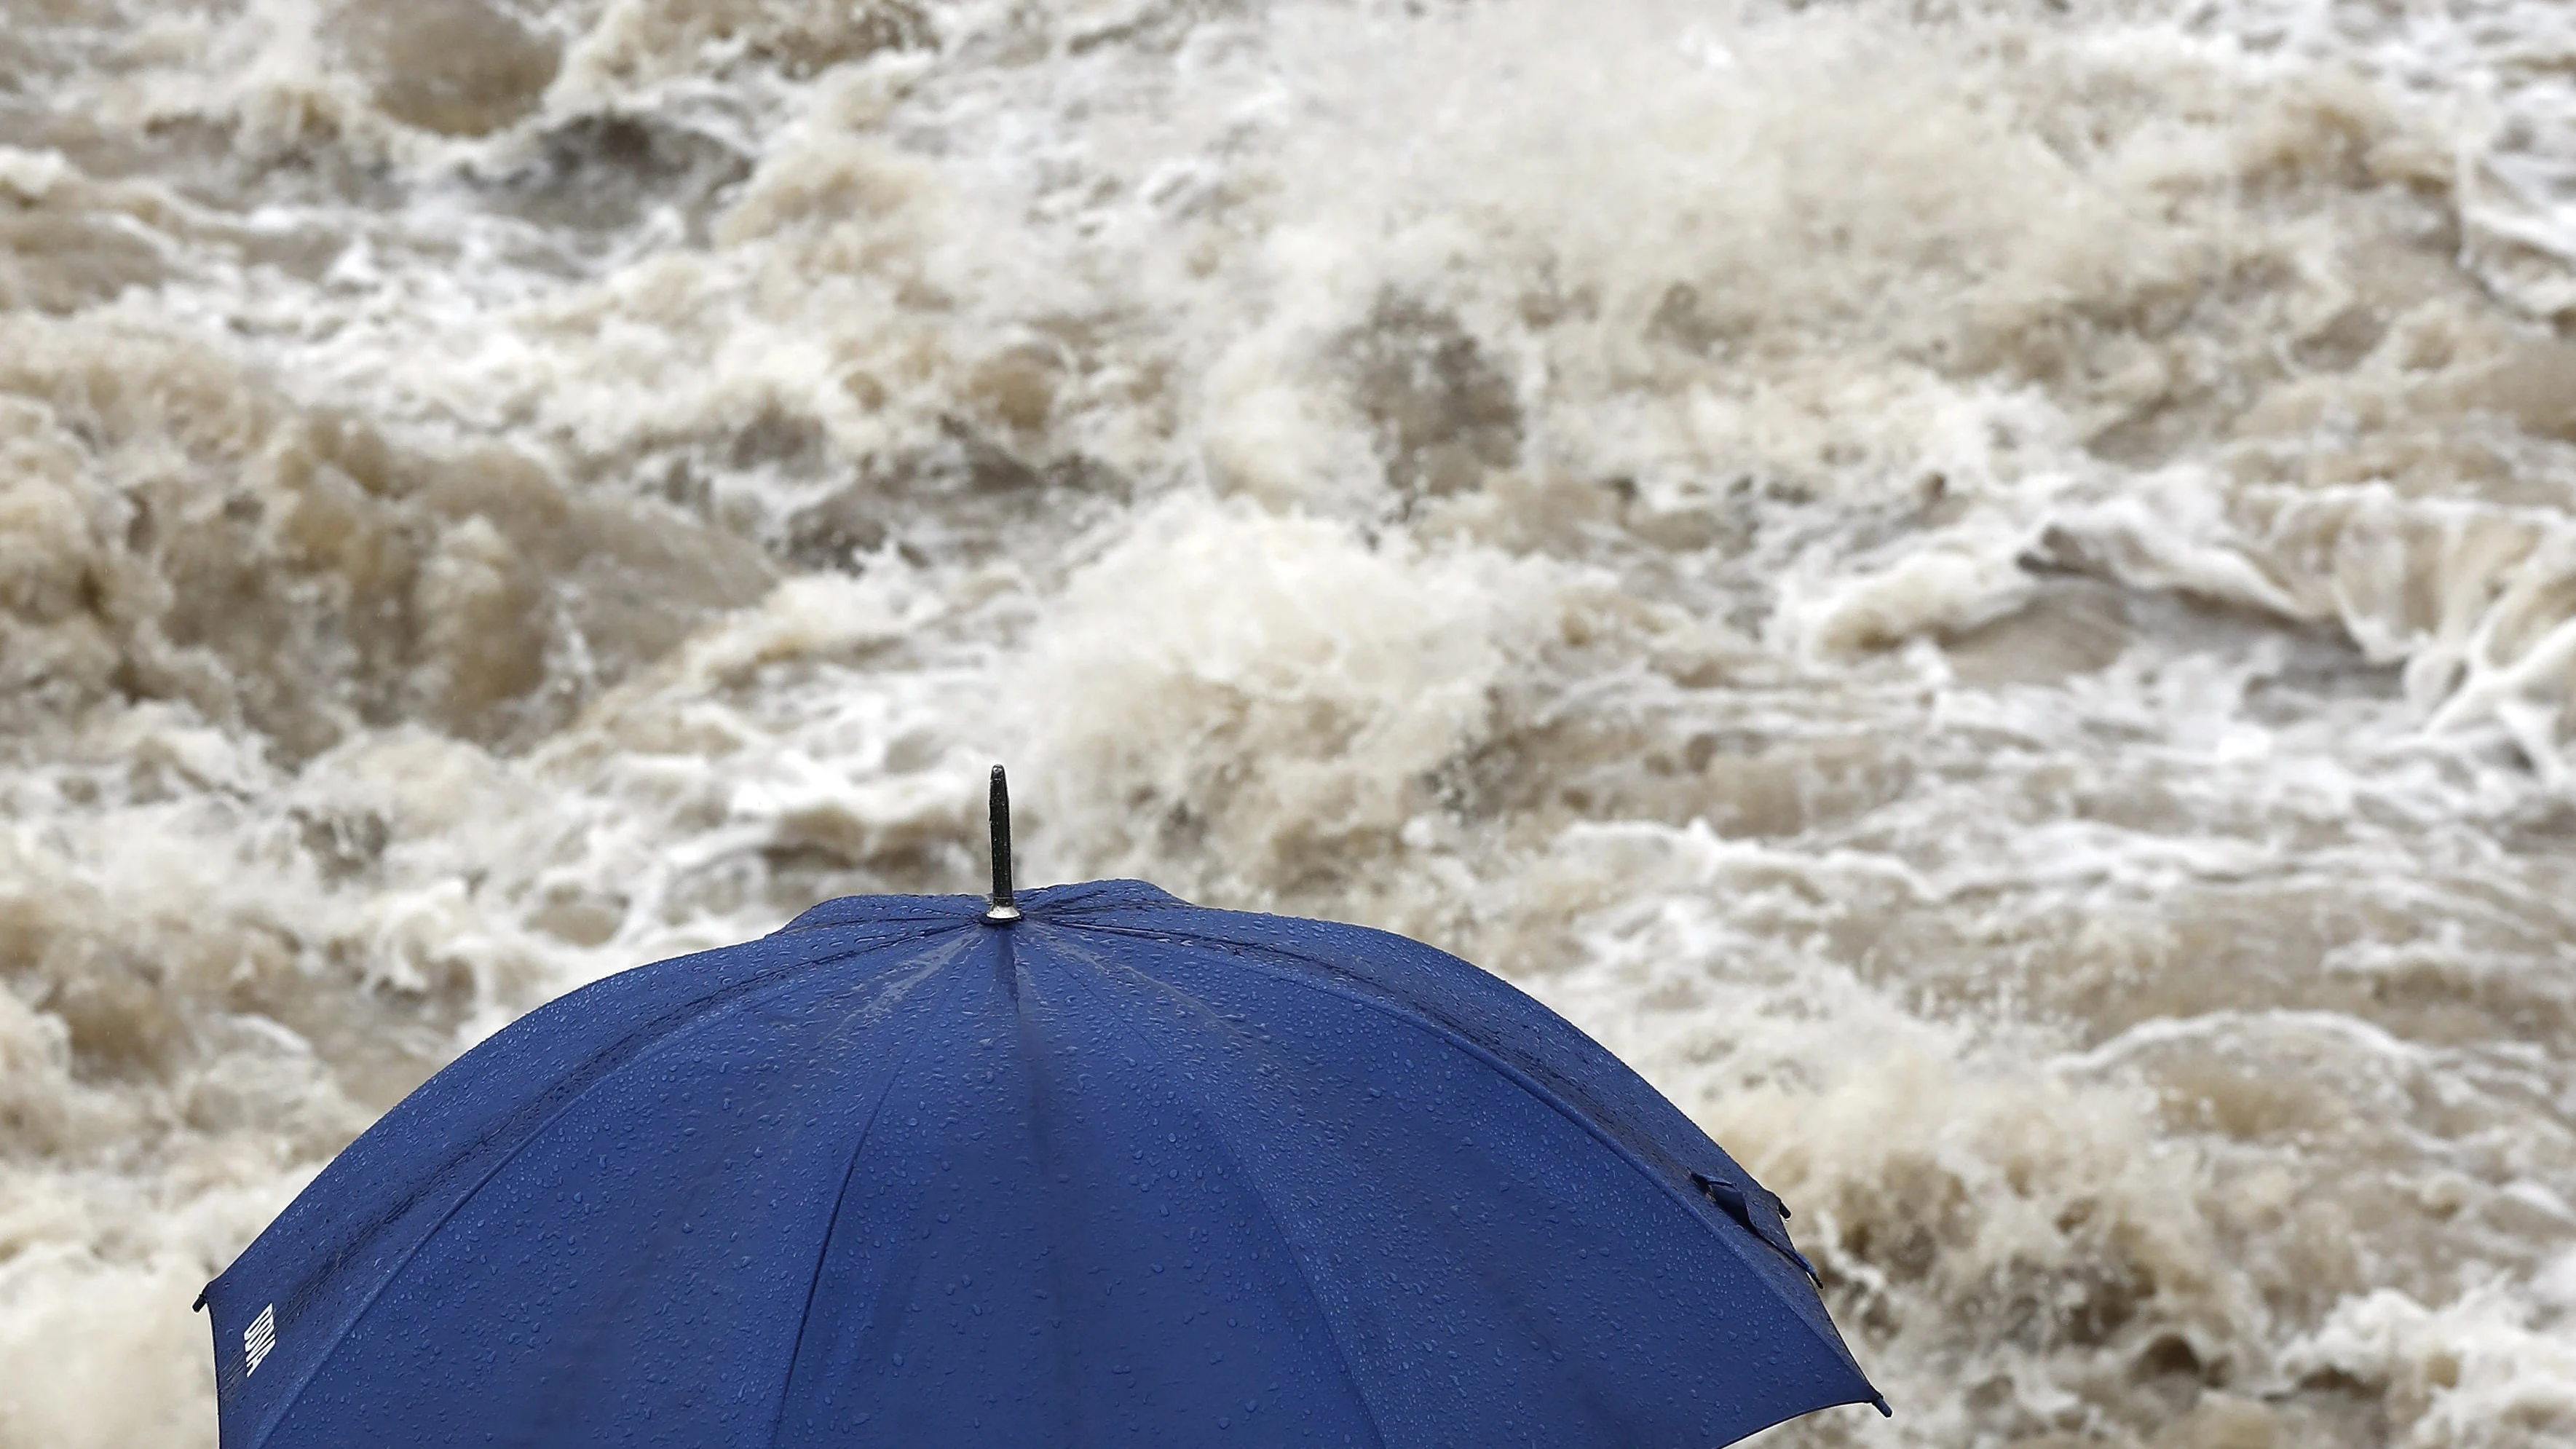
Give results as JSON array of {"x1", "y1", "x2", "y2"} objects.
[{"x1": 2, "y1": 1, "x2": 2575, "y2": 1445}]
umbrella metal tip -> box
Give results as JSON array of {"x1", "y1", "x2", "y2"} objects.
[{"x1": 984, "y1": 764, "x2": 1018, "y2": 923}]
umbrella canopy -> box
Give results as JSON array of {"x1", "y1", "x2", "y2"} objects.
[{"x1": 199, "y1": 780, "x2": 1884, "y2": 1448}]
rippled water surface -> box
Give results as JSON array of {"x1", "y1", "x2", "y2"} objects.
[{"x1": 4, "y1": 1, "x2": 2575, "y2": 1445}]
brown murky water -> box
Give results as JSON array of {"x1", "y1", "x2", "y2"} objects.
[{"x1": 3, "y1": 1, "x2": 2573, "y2": 1445}]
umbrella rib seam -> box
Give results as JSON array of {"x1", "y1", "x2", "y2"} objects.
[
  {"x1": 1059, "y1": 918, "x2": 1879, "y2": 1397},
  {"x1": 763, "y1": 943, "x2": 978, "y2": 1448},
  {"x1": 1040, "y1": 930, "x2": 1396, "y2": 1449},
  {"x1": 1013, "y1": 940, "x2": 1093, "y2": 1445},
  {"x1": 772, "y1": 910, "x2": 982, "y2": 936},
  {"x1": 234, "y1": 930, "x2": 953, "y2": 1448}
]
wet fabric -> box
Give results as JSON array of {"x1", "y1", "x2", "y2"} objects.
[{"x1": 198, "y1": 880, "x2": 1881, "y2": 1448}]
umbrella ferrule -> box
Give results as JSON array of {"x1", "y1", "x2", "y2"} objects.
[{"x1": 984, "y1": 765, "x2": 1020, "y2": 923}]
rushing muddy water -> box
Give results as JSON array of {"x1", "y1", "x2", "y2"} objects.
[{"x1": 4, "y1": 1, "x2": 2575, "y2": 1444}]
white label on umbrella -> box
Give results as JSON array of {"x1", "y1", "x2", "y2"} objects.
[{"x1": 244, "y1": 1304, "x2": 276, "y2": 1375}]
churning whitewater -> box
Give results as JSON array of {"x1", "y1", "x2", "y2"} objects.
[{"x1": 3, "y1": 1, "x2": 2575, "y2": 1445}]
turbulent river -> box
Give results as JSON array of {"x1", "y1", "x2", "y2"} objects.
[{"x1": 4, "y1": 1, "x2": 2575, "y2": 1444}]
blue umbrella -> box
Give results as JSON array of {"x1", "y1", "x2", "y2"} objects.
[{"x1": 199, "y1": 769, "x2": 1884, "y2": 1447}]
